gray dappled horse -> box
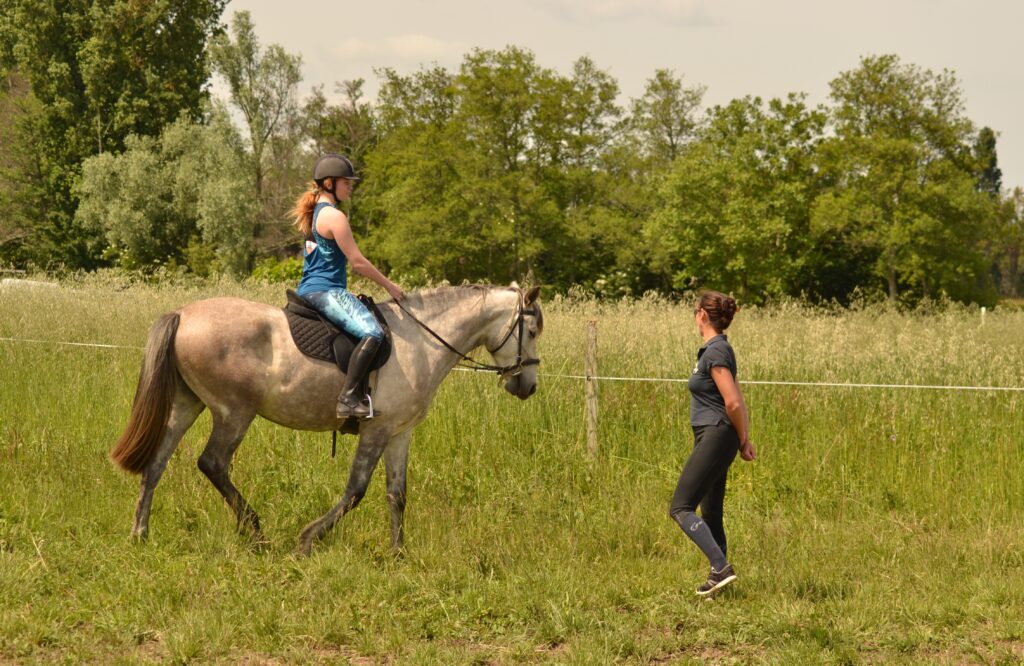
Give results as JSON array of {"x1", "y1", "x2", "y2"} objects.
[{"x1": 110, "y1": 285, "x2": 543, "y2": 555}]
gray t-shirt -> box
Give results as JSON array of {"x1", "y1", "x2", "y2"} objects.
[{"x1": 688, "y1": 334, "x2": 737, "y2": 426}]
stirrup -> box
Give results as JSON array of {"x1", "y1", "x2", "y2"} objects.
[{"x1": 337, "y1": 393, "x2": 375, "y2": 420}]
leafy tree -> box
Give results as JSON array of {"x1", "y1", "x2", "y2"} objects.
[
  {"x1": 76, "y1": 111, "x2": 255, "y2": 275},
  {"x1": 534, "y1": 57, "x2": 627, "y2": 288},
  {"x1": 647, "y1": 95, "x2": 826, "y2": 301},
  {"x1": 363, "y1": 48, "x2": 631, "y2": 289},
  {"x1": 302, "y1": 79, "x2": 377, "y2": 167},
  {"x1": 357, "y1": 65, "x2": 462, "y2": 283},
  {"x1": 991, "y1": 188, "x2": 1023, "y2": 297},
  {"x1": 0, "y1": 70, "x2": 48, "y2": 265},
  {"x1": 208, "y1": 10, "x2": 304, "y2": 263},
  {"x1": 973, "y1": 126, "x2": 1002, "y2": 197},
  {"x1": 0, "y1": 0, "x2": 226, "y2": 268},
  {"x1": 209, "y1": 10, "x2": 301, "y2": 199},
  {"x1": 629, "y1": 69, "x2": 705, "y2": 165},
  {"x1": 365, "y1": 49, "x2": 557, "y2": 284},
  {"x1": 814, "y1": 55, "x2": 998, "y2": 304}
]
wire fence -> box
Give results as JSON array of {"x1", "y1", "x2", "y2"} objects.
[{"x1": 3, "y1": 335, "x2": 1022, "y2": 393}]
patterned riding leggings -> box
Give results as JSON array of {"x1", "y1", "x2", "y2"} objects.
[
  {"x1": 304, "y1": 289, "x2": 384, "y2": 341},
  {"x1": 669, "y1": 423, "x2": 740, "y2": 559}
]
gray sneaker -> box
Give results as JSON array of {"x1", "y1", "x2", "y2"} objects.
[{"x1": 696, "y1": 564, "x2": 737, "y2": 596}]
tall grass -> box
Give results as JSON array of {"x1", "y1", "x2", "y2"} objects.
[{"x1": 1, "y1": 278, "x2": 1022, "y2": 663}]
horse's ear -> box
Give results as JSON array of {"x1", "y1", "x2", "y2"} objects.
[{"x1": 525, "y1": 286, "x2": 541, "y2": 304}]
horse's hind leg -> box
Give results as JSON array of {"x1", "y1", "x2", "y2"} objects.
[
  {"x1": 133, "y1": 388, "x2": 205, "y2": 540},
  {"x1": 197, "y1": 411, "x2": 262, "y2": 540},
  {"x1": 383, "y1": 430, "x2": 412, "y2": 551},
  {"x1": 297, "y1": 427, "x2": 390, "y2": 556}
]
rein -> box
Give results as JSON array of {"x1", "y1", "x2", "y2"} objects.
[{"x1": 395, "y1": 294, "x2": 541, "y2": 377}]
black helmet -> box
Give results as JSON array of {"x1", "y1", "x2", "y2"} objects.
[{"x1": 313, "y1": 153, "x2": 359, "y2": 181}]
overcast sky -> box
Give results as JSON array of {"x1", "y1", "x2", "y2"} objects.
[{"x1": 226, "y1": 0, "x2": 1024, "y2": 190}]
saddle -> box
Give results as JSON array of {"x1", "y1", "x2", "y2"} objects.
[{"x1": 283, "y1": 289, "x2": 392, "y2": 372}]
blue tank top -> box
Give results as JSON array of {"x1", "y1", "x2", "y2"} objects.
[{"x1": 296, "y1": 202, "x2": 348, "y2": 296}]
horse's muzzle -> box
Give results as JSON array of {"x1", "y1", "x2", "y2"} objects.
[{"x1": 504, "y1": 375, "x2": 537, "y2": 400}]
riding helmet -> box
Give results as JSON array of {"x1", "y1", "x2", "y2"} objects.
[{"x1": 313, "y1": 153, "x2": 360, "y2": 181}]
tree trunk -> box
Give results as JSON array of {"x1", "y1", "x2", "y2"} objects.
[
  {"x1": 1006, "y1": 244, "x2": 1020, "y2": 297},
  {"x1": 887, "y1": 265, "x2": 898, "y2": 302}
]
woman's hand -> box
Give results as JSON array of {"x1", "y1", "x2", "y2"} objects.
[
  {"x1": 386, "y1": 282, "x2": 405, "y2": 302},
  {"x1": 739, "y1": 439, "x2": 757, "y2": 461}
]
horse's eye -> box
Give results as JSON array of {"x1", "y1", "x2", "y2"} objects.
[{"x1": 528, "y1": 329, "x2": 537, "y2": 339}]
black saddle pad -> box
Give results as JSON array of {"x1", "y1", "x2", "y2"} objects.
[{"x1": 283, "y1": 289, "x2": 392, "y2": 371}]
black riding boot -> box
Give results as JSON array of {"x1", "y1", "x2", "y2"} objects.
[{"x1": 336, "y1": 336, "x2": 381, "y2": 419}]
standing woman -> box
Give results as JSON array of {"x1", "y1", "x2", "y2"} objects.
[
  {"x1": 669, "y1": 291, "x2": 757, "y2": 596},
  {"x1": 291, "y1": 153, "x2": 405, "y2": 418}
]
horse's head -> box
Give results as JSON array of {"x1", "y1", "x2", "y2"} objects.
[{"x1": 489, "y1": 286, "x2": 543, "y2": 400}]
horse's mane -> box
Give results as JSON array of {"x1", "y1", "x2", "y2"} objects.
[
  {"x1": 390, "y1": 284, "x2": 542, "y2": 333},
  {"x1": 396, "y1": 284, "x2": 513, "y2": 309}
]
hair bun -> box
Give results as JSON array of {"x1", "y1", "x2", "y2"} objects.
[{"x1": 698, "y1": 290, "x2": 737, "y2": 332}]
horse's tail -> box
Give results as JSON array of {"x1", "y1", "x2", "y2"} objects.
[{"x1": 110, "y1": 312, "x2": 182, "y2": 474}]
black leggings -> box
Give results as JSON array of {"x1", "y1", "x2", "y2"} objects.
[{"x1": 669, "y1": 423, "x2": 740, "y2": 558}]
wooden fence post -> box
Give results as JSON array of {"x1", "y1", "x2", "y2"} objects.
[{"x1": 584, "y1": 320, "x2": 599, "y2": 459}]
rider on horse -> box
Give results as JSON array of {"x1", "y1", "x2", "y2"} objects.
[{"x1": 290, "y1": 154, "x2": 405, "y2": 419}]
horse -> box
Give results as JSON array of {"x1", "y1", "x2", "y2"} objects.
[{"x1": 109, "y1": 285, "x2": 543, "y2": 555}]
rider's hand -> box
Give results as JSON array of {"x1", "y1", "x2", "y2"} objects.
[{"x1": 387, "y1": 283, "x2": 405, "y2": 302}]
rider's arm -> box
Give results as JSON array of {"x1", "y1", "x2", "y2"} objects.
[{"x1": 320, "y1": 209, "x2": 404, "y2": 300}]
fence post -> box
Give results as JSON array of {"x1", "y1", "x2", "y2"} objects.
[{"x1": 584, "y1": 320, "x2": 598, "y2": 459}]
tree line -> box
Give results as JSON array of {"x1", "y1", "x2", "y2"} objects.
[{"x1": 1, "y1": 6, "x2": 1021, "y2": 305}]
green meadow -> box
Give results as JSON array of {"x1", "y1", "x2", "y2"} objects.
[{"x1": 1, "y1": 278, "x2": 1022, "y2": 664}]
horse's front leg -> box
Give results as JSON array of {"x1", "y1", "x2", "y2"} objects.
[
  {"x1": 382, "y1": 430, "x2": 412, "y2": 551},
  {"x1": 297, "y1": 426, "x2": 390, "y2": 556}
]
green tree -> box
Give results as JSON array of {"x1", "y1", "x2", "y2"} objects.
[
  {"x1": 576, "y1": 68, "x2": 708, "y2": 295},
  {"x1": 209, "y1": 10, "x2": 304, "y2": 264},
  {"x1": 813, "y1": 55, "x2": 998, "y2": 304},
  {"x1": 647, "y1": 95, "x2": 826, "y2": 301},
  {"x1": 366, "y1": 48, "x2": 560, "y2": 284},
  {"x1": 535, "y1": 57, "x2": 628, "y2": 289},
  {"x1": 76, "y1": 110, "x2": 255, "y2": 275},
  {"x1": 0, "y1": 0, "x2": 226, "y2": 268},
  {"x1": 363, "y1": 48, "x2": 629, "y2": 289},
  {"x1": 0, "y1": 70, "x2": 48, "y2": 265},
  {"x1": 973, "y1": 126, "x2": 1002, "y2": 197},
  {"x1": 357, "y1": 65, "x2": 462, "y2": 283},
  {"x1": 302, "y1": 79, "x2": 377, "y2": 167},
  {"x1": 629, "y1": 69, "x2": 705, "y2": 165},
  {"x1": 209, "y1": 10, "x2": 301, "y2": 199},
  {"x1": 992, "y1": 188, "x2": 1023, "y2": 297}
]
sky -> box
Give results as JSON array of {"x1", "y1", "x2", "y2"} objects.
[{"x1": 226, "y1": 0, "x2": 1024, "y2": 190}]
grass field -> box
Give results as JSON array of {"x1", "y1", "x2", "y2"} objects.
[{"x1": 1, "y1": 277, "x2": 1023, "y2": 664}]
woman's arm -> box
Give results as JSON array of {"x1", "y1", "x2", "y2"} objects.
[
  {"x1": 711, "y1": 367, "x2": 757, "y2": 461},
  {"x1": 320, "y1": 209, "x2": 404, "y2": 301}
]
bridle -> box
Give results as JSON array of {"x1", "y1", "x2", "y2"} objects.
[{"x1": 395, "y1": 293, "x2": 541, "y2": 378}]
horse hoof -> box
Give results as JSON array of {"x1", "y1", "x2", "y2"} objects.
[
  {"x1": 296, "y1": 527, "x2": 318, "y2": 557},
  {"x1": 247, "y1": 532, "x2": 271, "y2": 553}
]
